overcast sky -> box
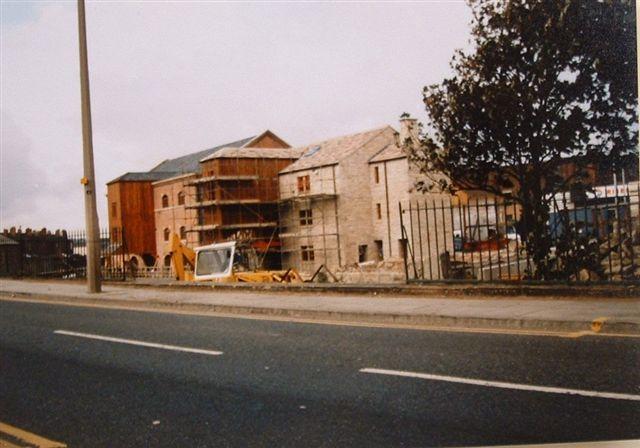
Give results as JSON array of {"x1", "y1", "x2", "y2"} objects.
[{"x1": 1, "y1": 1, "x2": 472, "y2": 231}]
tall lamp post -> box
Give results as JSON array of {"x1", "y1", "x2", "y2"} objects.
[{"x1": 77, "y1": 0, "x2": 101, "y2": 293}]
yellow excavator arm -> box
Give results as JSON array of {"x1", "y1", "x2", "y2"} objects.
[
  {"x1": 170, "y1": 233, "x2": 196, "y2": 281},
  {"x1": 170, "y1": 234, "x2": 303, "y2": 283}
]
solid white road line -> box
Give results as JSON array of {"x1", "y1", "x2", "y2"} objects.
[
  {"x1": 54, "y1": 330, "x2": 223, "y2": 356},
  {"x1": 489, "y1": 440, "x2": 640, "y2": 448},
  {"x1": 359, "y1": 368, "x2": 640, "y2": 402}
]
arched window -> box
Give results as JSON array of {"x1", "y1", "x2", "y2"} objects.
[
  {"x1": 163, "y1": 228, "x2": 170, "y2": 241},
  {"x1": 161, "y1": 194, "x2": 169, "y2": 208},
  {"x1": 179, "y1": 226, "x2": 187, "y2": 240},
  {"x1": 177, "y1": 191, "x2": 185, "y2": 206}
]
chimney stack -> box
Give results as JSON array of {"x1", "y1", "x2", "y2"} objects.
[{"x1": 399, "y1": 116, "x2": 420, "y2": 148}]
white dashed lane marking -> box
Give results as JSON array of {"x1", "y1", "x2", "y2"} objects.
[
  {"x1": 360, "y1": 368, "x2": 640, "y2": 402},
  {"x1": 54, "y1": 330, "x2": 223, "y2": 356}
]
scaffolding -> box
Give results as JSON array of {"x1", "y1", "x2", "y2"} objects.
[
  {"x1": 277, "y1": 168, "x2": 343, "y2": 275},
  {"x1": 168, "y1": 151, "x2": 298, "y2": 269},
  {"x1": 151, "y1": 150, "x2": 348, "y2": 275}
]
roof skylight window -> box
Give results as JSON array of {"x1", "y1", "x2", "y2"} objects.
[{"x1": 302, "y1": 145, "x2": 321, "y2": 158}]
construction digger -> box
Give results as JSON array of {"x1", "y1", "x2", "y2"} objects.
[{"x1": 169, "y1": 233, "x2": 303, "y2": 283}]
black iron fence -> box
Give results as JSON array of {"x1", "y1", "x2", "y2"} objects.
[
  {"x1": 399, "y1": 184, "x2": 640, "y2": 283},
  {"x1": 3, "y1": 228, "x2": 127, "y2": 280}
]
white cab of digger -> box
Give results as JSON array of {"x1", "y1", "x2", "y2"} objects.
[{"x1": 193, "y1": 241, "x2": 237, "y2": 281}]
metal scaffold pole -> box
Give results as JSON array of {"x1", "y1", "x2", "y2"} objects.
[{"x1": 77, "y1": 0, "x2": 101, "y2": 293}]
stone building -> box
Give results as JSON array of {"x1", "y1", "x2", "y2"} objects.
[
  {"x1": 367, "y1": 118, "x2": 454, "y2": 280},
  {"x1": 278, "y1": 126, "x2": 400, "y2": 276},
  {"x1": 278, "y1": 119, "x2": 455, "y2": 280}
]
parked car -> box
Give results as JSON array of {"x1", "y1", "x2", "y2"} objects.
[{"x1": 506, "y1": 226, "x2": 521, "y2": 242}]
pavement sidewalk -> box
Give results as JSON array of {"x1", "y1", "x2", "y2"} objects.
[{"x1": 1, "y1": 279, "x2": 639, "y2": 334}]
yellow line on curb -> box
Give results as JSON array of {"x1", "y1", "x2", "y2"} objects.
[
  {"x1": 0, "y1": 422, "x2": 66, "y2": 448},
  {"x1": 0, "y1": 439, "x2": 22, "y2": 448},
  {"x1": 489, "y1": 440, "x2": 640, "y2": 448},
  {"x1": 591, "y1": 316, "x2": 608, "y2": 332},
  {"x1": 1, "y1": 295, "x2": 639, "y2": 339}
]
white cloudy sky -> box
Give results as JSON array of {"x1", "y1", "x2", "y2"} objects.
[{"x1": 1, "y1": 1, "x2": 471, "y2": 230}]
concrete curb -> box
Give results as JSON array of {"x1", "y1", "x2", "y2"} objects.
[
  {"x1": 115, "y1": 279, "x2": 640, "y2": 299},
  {"x1": 2, "y1": 289, "x2": 638, "y2": 335},
  {"x1": 10, "y1": 278, "x2": 640, "y2": 298}
]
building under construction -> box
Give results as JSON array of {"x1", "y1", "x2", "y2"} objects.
[
  {"x1": 278, "y1": 126, "x2": 401, "y2": 276},
  {"x1": 185, "y1": 146, "x2": 302, "y2": 269},
  {"x1": 108, "y1": 130, "x2": 295, "y2": 270}
]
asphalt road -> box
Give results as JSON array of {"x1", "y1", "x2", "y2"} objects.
[{"x1": 1, "y1": 298, "x2": 639, "y2": 447}]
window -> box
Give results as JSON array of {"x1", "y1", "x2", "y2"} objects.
[
  {"x1": 302, "y1": 145, "x2": 322, "y2": 158},
  {"x1": 374, "y1": 166, "x2": 380, "y2": 184},
  {"x1": 180, "y1": 226, "x2": 187, "y2": 240},
  {"x1": 163, "y1": 228, "x2": 170, "y2": 242},
  {"x1": 398, "y1": 239, "x2": 408, "y2": 260},
  {"x1": 177, "y1": 191, "x2": 185, "y2": 206},
  {"x1": 358, "y1": 245, "x2": 368, "y2": 263},
  {"x1": 301, "y1": 245, "x2": 315, "y2": 262},
  {"x1": 299, "y1": 209, "x2": 313, "y2": 226},
  {"x1": 376, "y1": 203, "x2": 382, "y2": 220},
  {"x1": 161, "y1": 194, "x2": 169, "y2": 208},
  {"x1": 111, "y1": 202, "x2": 117, "y2": 218},
  {"x1": 375, "y1": 240, "x2": 383, "y2": 260},
  {"x1": 196, "y1": 247, "x2": 233, "y2": 276},
  {"x1": 297, "y1": 175, "x2": 311, "y2": 193}
]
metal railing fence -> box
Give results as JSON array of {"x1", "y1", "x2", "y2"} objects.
[
  {"x1": 4, "y1": 228, "x2": 128, "y2": 280},
  {"x1": 400, "y1": 185, "x2": 640, "y2": 284}
]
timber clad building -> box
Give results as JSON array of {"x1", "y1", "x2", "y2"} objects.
[
  {"x1": 193, "y1": 146, "x2": 302, "y2": 268},
  {"x1": 107, "y1": 171, "x2": 176, "y2": 266}
]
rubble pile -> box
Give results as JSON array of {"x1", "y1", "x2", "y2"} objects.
[
  {"x1": 599, "y1": 223, "x2": 640, "y2": 281},
  {"x1": 334, "y1": 259, "x2": 405, "y2": 284}
]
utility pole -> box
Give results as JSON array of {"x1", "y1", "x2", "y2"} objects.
[{"x1": 77, "y1": 0, "x2": 101, "y2": 293}]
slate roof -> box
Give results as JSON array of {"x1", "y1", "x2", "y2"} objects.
[
  {"x1": 279, "y1": 126, "x2": 394, "y2": 174},
  {"x1": 242, "y1": 130, "x2": 291, "y2": 149},
  {"x1": 369, "y1": 142, "x2": 407, "y2": 164},
  {"x1": 0, "y1": 234, "x2": 18, "y2": 246},
  {"x1": 108, "y1": 136, "x2": 256, "y2": 185},
  {"x1": 107, "y1": 171, "x2": 178, "y2": 184},
  {"x1": 107, "y1": 171, "x2": 176, "y2": 185},
  {"x1": 150, "y1": 136, "x2": 255, "y2": 174},
  {"x1": 201, "y1": 147, "x2": 304, "y2": 161}
]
